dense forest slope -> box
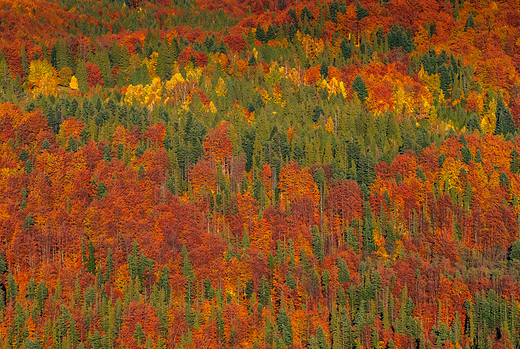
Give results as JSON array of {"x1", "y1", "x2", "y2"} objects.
[{"x1": 1, "y1": 0, "x2": 520, "y2": 348}]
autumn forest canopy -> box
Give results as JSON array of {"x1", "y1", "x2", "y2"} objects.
[{"x1": 2, "y1": 0, "x2": 520, "y2": 348}]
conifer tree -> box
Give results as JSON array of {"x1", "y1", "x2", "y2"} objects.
[
  {"x1": 157, "y1": 41, "x2": 173, "y2": 81},
  {"x1": 495, "y1": 94, "x2": 516, "y2": 136},
  {"x1": 277, "y1": 308, "x2": 293, "y2": 347},
  {"x1": 87, "y1": 240, "x2": 96, "y2": 274},
  {"x1": 76, "y1": 59, "x2": 89, "y2": 92},
  {"x1": 362, "y1": 201, "x2": 376, "y2": 254},
  {"x1": 352, "y1": 75, "x2": 368, "y2": 103}
]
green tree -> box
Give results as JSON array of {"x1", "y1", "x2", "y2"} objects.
[
  {"x1": 337, "y1": 258, "x2": 350, "y2": 284},
  {"x1": 256, "y1": 24, "x2": 266, "y2": 43},
  {"x1": 312, "y1": 226, "x2": 325, "y2": 262},
  {"x1": 87, "y1": 240, "x2": 96, "y2": 274},
  {"x1": 76, "y1": 60, "x2": 89, "y2": 92},
  {"x1": 495, "y1": 94, "x2": 516, "y2": 136},
  {"x1": 511, "y1": 148, "x2": 520, "y2": 174},
  {"x1": 277, "y1": 308, "x2": 293, "y2": 347},
  {"x1": 7, "y1": 273, "x2": 17, "y2": 303},
  {"x1": 356, "y1": 2, "x2": 369, "y2": 20},
  {"x1": 36, "y1": 280, "x2": 48, "y2": 314},
  {"x1": 362, "y1": 201, "x2": 376, "y2": 254},
  {"x1": 157, "y1": 41, "x2": 173, "y2": 81},
  {"x1": 510, "y1": 240, "x2": 520, "y2": 261},
  {"x1": 105, "y1": 248, "x2": 114, "y2": 282},
  {"x1": 0, "y1": 252, "x2": 6, "y2": 275},
  {"x1": 352, "y1": 75, "x2": 368, "y2": 103}
]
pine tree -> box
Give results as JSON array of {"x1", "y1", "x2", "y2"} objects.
[
  {"x1": 87, "y1": 240, "x2": 96, "y2": 274},
  {"x1": 36, "y1": 280, "x2": 48, "y2": 314},
  {"x1": 20, "y1": 44, "x2": 29, "y2": 78},
  {"x1": 157, "y1": 41, "x2": 173, "y2": 81},
  {"x1": 76, "y1": 59, "x2": 89, "y2": 92},
  {"x1": 99, "y1": 50, "x2": 115, "y2": 88},
  {"x1": 362, "y1": 201, "x2": 376, "y2": 254},
  {"x1": 465, "y1": 13, "x2": 474, "y2": 30},
  {"x1": 256, "y1": 24, "x2": 266, "y2": 43},
  {"x1": 159, "y1": 265, "x2": 171, "y2": 301},
  {"x1": 352, "y1": 75, "x2": 368, "y2": 103},
  {"x1": 495, "y1": 94, "x2": 516, "y2": 136},
  {"x1": 7, "y1": 273, "x2": 17, "y2": 303},
  {"x1": 511, "y1": 148, "x2": 519, "y2": 174},
  {"x1": 340, "y1": 38, "x2": 352, "y2": 60},
  {"x1": 105, "y1": 248, "x2": 114, "y2": 282},
  {"x1": 277, "y1": 307, "x2": 293, "y2": 347},
  {"x1": 337, "y1": 258, "x2": 350, "y2": 284},
  {"x1": 356, "y1": 1, "x2": 369, "y2": 20},
  {"x1": 181, "y1": 245, "x2": 195, "y2": 281},
  {"x1": 312, "y1": 226, "x2": 325, "y2": 262},
  {"x1": 0, "y1": 252, "x2": 6, "y2": 275}
]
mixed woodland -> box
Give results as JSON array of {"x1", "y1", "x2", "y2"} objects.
[{"x1": 2, "y1": 0, "x2": 520, "y2": 347}]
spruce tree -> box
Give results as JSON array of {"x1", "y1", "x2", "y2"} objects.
[
  {"x1": 157, "y1": 41, "x2": 173, "y2": 81},
  {"x1": 495, "y1": 94, "x2": 516, "y2": 136},
  {"x1": 511, "y1": 148, "x2": 519, "y2": 174},
  {"x1": 352, "y1": 75, "x2": 368, "y2": 103},
  {"x1": 256, "y1": 24, "x2": 266, "y2": 43},
  {"x1": 87, "y1": 240, "x2": 96, "y2": 274},
  {"x1": 362, "y1": 201, "x2": 376, "y2": 254},
  {"x1": 277, "y1": 308, "x2": 293, "y2": 347},
  {"x1": 76, "y1": 59, "x2": 89, "y2": 92}
]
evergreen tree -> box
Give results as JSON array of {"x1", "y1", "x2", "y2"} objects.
[
  {"x1": 340, "y1": 38, "x2": 352, "y2": 60},
  {"x1": 362, "y1": 201, "x2": 376, "y2": 254},
  {"x1": 7, "y1": 273, "x2": 17, "y2": 303},
  {"x1": 509, "y1": 240, "x2": 520, "y2": 261},
  {"x1": 87, "y1": 240, "x2": 96, "y2": 274},
  {"x1": 337, "y1": 258, "x2": 350, "y2": 284},
  {"x1": 495, "y1": 94, "x2": 516, "y2": 136},
  {"x1": 277, "y1": 308, "x2": 293, "y2": 347},
  {"x1": 352, "y1": 75, "x2": 368, "y2": 103},
  {"x1": 511, "y1": 148, "x2": 519, "y2": 174},
  {"x1": 181, "y1": 245, "x2": 196, "y2": 281},
  {"x1": 356, "y1": 2, "x2": 369, "y2": 20},
  {"x1": 256, "y1": 24, "x2": 266, "y2": 43},
  {"x1": 99, "y1": 50, "x2": 115, "y2": 88},
  {"x1": 76, "y1": 59, "x2": 89, "y2": 92},
  {"x1": 465, "y1": 13, "x2": 474, "y2": 30},
  {"x1": 159, "y1": 265, "x2": 171, "y2": 301},
  {"x1": 0, "y1": 252, "x2": 6, "y2": 275},
  {"x1": 157, "y1": 41, "x2": 173, "y2": 81},
  {"x1": 20, "y1": 44, "x2": 29, "y2": 78},
  {"x1": 312, "y1": 226, "x2": 325, "y2": 262},
  {"x1": 36, "y1": 280, "x2": 48, "y2": 314},
  {"x1": 105, "y1": 248, "x2": 114, "y2": 282}
]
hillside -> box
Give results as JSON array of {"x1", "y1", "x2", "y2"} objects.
[{"x1": 1, "y1": 0, "x2": 520, "y2": 348}]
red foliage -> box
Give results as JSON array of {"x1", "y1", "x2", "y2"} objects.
[
  {"x1": 86, "y1": 62, "x2": 104, "y2": 88},
  {"x1": 224, "y1": 34, "x2": 246, "y2": 52}
]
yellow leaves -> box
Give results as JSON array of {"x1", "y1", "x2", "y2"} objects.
[
  {"x1": 215, "y1": 77, "x2": 227, "y2": 97},
  {"x1": 272, "y1": 83, "x2": 283, "y2": 105},
  {"x1": 124, "y1": 77, "x2": 163, "y2": 107},
  {"x1": 481, "y1": 97, "x2": 497, "y2": 135},
  {"x1": 39, "y1": 75, "x2": 59, "y2": 97},
  {"x1": 28, "y1": 59, "x2": 58, "y2": 96},
  {"x1": 324, "y1": 117, "x2": 335, "y2": 134},
  {"x1": 28, "y1": 59, "x2": 55, "y2": 84},
  {"x1": 142, "y1": 51, "x2": 158, "y2": 79},
  {"x1": 69, "y1": 75, "x2": 78, "y2": 90},
  {"x1": 185, "y1": 64, "x2": 202, "y2": 81},
  {"x1": 440, "y1": 157, "x2": 466, "y2": 193},
  {"x1": 264, "y1": 62, "x2": 282, "y2": 86},
  {"x1": 297, "y1": 32, "x2": 325, "y2": 59}
]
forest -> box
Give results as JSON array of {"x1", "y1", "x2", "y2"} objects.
[{"x1": 1, "y1": 0, "x2": 520, "y2": 347}]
